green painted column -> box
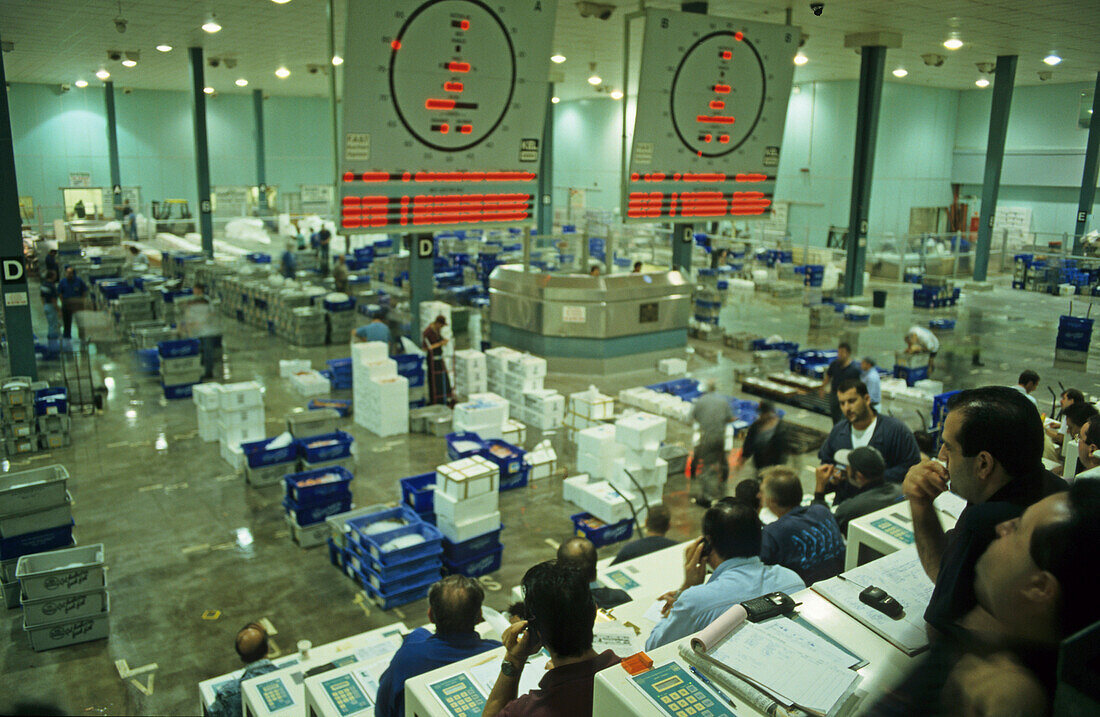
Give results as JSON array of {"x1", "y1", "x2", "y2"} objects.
[
  {"x1": 104, "y1": 81, "x2": 122, "y2": 219},
  {"x1": 0, "y1": 35, "x2": 38, "y2": 378},
  {"x1": 409, "y1": 234, "x2": 434, "y2": 339},
  {"x1": 843, "y1": 45, "x2": 886, "y2": 298},
  {"x1": 1073, "y1": 72, "x2": 1100, "y2": 255},
  {"x1": 253, "y1": 89, "x2": 267, "y2": 213},
  {"x1": 189, "y1": 47, "x2": 214, "y2": 257},
  {"x1": 537, "y1": 83, "x2": 554, "y2": 237},
  {"x1": 973, "y1": 55, "x2": 1017, "y2": 282}
]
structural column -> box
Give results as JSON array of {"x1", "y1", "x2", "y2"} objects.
[
  {"x1": 104, "y1": 81, "x2": 122, "y2": 219},
  {"x1": 537, "y1": 83, "x2": 554, "y2": 237},
  {"x1": 253, "y1": 89, "x2": 268, "y2": 213},
  {"x1": 328, "y1": 0, "x2": 341, "y2": 228},
  {"x1": 188, "y1": 47, "x2": 214, "y2": 257},
  {"x1": 409, "y1": 235, "x2": 435, "y2": 340},
  {"x1": 973, "y1": 55, "x2": 1017, "y2": 282},
  {"x1": 842, "y1": 45, "x2": 886, "y2": 297},
  {"x1": 0, "y1": 35, "x2": 37, "y2": 378},
  {"x1": 1073, "y1": 72, "x2": 1100, "y2": 255}
]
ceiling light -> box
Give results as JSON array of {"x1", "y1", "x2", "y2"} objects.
[
  {"x1": 275, "y1": 66, "x2": 290, "y2": 79},
  {"x1": 1044, "y1": 54, "x2": 1062, "y2": 66},
  {"x1": 203, "y1": 86, "x2": 215, "y2": 94},
  {"x1": 122, "y1": 59, "x2": 137, "y2": 67},
  {"x1": 588, "y1": 74, "x2": 602, "y2": 85},
  {"x1": 975, "y1": 78, "x2": 990, "y2": 88},
  {"x1": 235, "y1": 78, "x2": 248, "y2": 87},
  {"x1": 943, "y1": 37, "x2": 963, "y2": 50},
  {"x1": 610, "y1": 89, "x2": 623, "y2": 100},
  {"x1": 331, "y1": 55, "x2": 343, "y2": 66},
  {"x1": 551, "y1": 96, "x2": 560, "y2": 104},
  {"x1": 272, "y1": 0, "x2": 291, "y2": 3},
  {"x1": 892, "y1": 68, "x2": 908, "y2": 78},
  {"x1": 96, "y1": 68, "x2": 111, "y2": 80},
  {"x1": 155, "y1": 44, "x2": 172, "y2": 53},
  {"x1": 202, "y1": 17, "x2": 222, "y2": 33},
  {"x1": 74, "y1": 79, "x2": 88, "y2": 88},
  {"x1": 551, "y1": 54, "x2": 566, "y2": 64},
  {"x1": 793, "y1": 52, "x2": 808, "y2": 65}
]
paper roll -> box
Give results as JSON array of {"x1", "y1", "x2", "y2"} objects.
[{"x1": 690, "y1": 603, "x2": 748, "y2": 652}]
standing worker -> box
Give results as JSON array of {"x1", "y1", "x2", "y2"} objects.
[
  {"x1": 57, "y1": 266, "x2": 88, "y2": 340},
  {"x1": 332, "y1": 255, "x2": 350, "y2": 294},
  {"x1": 422, "y1": 314, "x2": 452, "y2": 406},
  {"x1": 904, "y1": 325, "x2": 940, "y2": 374},
  {"x1": 40, "y1": 270, "x2": 61, "y2": 342},
  {"x1": 860, "y1": 356, "x2": 882, "y2": 411},
  {"x1": 317, "y1": 226, "x2": 332, "y2": 277},
  {"x1": 280, "y1": 241, "x2": 297, "y2": 280},
  {"x1": 820, "y1": 341, "x2": 861, "y2": 423},
  {"x1": 122, "y1": 199, "x2": 138, "y2": 241},
  {"x1": 690, "y1": 379, "x2": 734, "y2": 508}
]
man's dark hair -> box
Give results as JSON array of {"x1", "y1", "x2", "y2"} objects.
[
  {"x1": 633, "y1": 261, "x2": 643, "y2": 270},
  {"x1": 757, "y1": 400, "x2": 775, "y2": 416},
  {"x1": 1082, "y1": 418, "x2": 1100, "y2": 450},
  {"x1": 645, "y1": 504, "x2": 671, "y2": 534},
  {"x1": 946, "y1": 387, "x2": 1043, "y2": 480},
  {"x1": 836, "y1": 378, "x2": 868, "y2": 397},
  {"x1": 193, "y1": 282, "x2": 206, "y2": 293},
  {"x1": 556, "y1": 537, "x2": 598, "y2": 582},
  {"x1": 1029, "y1": 480, "x2": 1100, "y2": 636},
  {"x1": 1064, "y1": 402, "x2": 1099, "y2": 432},
  {"x1": 235, "y1": 623, "x2": 269, "y2": 663},
  {"x1": 733, "y1": 479, "x2": 760, "y2": 510},
  {"x1": 521, "y1": 561, "x2": 596, "y2": 657},
  {"x1": 838, "y1": 342, "x2": 851, "y2": 353},
  {"x1": 913, "y1": 429, "x2": 936, "y2": 457},
  {"x1": 702, "y1": 500, "x2": 761, "y2": 560},
  {"x1": 1062, "y1": 388, "x2": 1085, "y2": 405},
  {"x1": 760, "y1": 466, "x2": 802, "y2": 510},
  {"x1": 428, "y1": 575, "x2": 485, "y2": 634},
  {"x1": 1018, "y1": 369, "x2": 1040, "y2": 387}
]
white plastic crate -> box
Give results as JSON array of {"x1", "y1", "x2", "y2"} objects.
[
  {"x1": 192, "y1": 382, "x2": 223, "y2": 411},
  {"x1": 434, "y1": 488, "x2": 500, "y2": 524},
  {"x1": 196, "y1": 407, "x2": 219, "y2": 442},
  {"x1": 220, "y1": 405, "x2": 265, "y2": 427},
  {"x1": 577, "y1": 424, "x2": 619, "y2": 457},
  {"x1": 24, "y1": 599, "x2": 110, "y2": 651},
  {"x1": 218, "y1": 421, "x2": 265, "y2": 449},
  {"x1": 16, "y1": 544, "x2": 105, "y2": 600},
  {"x1": 501, "y1": 419, "x2": 526, "y2": 447},
  {"x1": 219, "y1": 381, "x2": 264, "y2": 411},
  {"x1": 286, "y1": 514, "x2": 331, "y2": 548}
]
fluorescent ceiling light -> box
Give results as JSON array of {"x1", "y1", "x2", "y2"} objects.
[
  {"x1": 202, "y1": 18, "x2": 222, "y2": 33},
  {"x1": 96, "y1": 68, "x2": 110, "y2": 80},
  {"x1": 587, "y1": 74, "x2": 602, "y2": 86},
  {"x1": 943, "y1": 37, "x2": 963, "y2": 50},
  {"x1": 975, "y1": 78, "x2": 990, "y2": 88},
  {"x1": 892, "y1": 68, "x2": 908, "y2": 78},
  {"x1": 74, "y1": 79, "x2": 88, "y2": 88},
  {"x1": 793, "y1": 53, "x2": 808, "y2": 66},
  {"x1": 1043, "y1": 54, "x2": 1062, "y2": 66},
  {"x1": 331, "y1": 55, "x2": 343, "y2": 66},
  {"x1": 122, "y1": 59, "x2": 137, "y2": 67},
  {"x1": 550, "y1": 54, "x2": 566, "y2": 64},
  {"x1": 610, "y1": 89, "x2": 623, "y2": 100},
  {"x1": 551, "y1": 96, "x2": 560, "y2": 104},
  {"x1": 203, "y1": 86, "x2": 215, "y2": 94},
  {"x1": 235, "y1": 78, "x2": 249, "y2": 87},
  {"x1": 272, "y1": 0, "x2": 291, "y2": 3},
  {"x1": 156, "y1": 44, "x2": 172, "y2": 53},
  {"x1": 275, "y1": 66, "x2": 290, "y2": 78}
]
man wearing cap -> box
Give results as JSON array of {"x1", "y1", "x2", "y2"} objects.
[
  {"x1": 860, "y1": 357, "x2": 882, "y2": 411},
  {"x1": 814, "y1": 446, "x2": 902, "y2": 535},
  {"x1": 423, "y1": 314, "x2": 451, "y2": 406}
]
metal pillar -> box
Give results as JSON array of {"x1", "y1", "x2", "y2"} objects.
[
  {"x1": 0, "y1": 37, "x2": 37, "y2": 378},
  {"x1": 409, "y1": 234, "x2": 434, "y2": 339},
  {"x1": 328, "y1": 0, "x2": 341, "y2": 226},
  {"x1": 842, "y1": 45, "x2": 886, "y2": 298},
  {"x1": 189, "y1": 47, "x2": 214, "y2": 257},
  {"x1": 104, "y1": 81, "x2": 122, "y2": 219},
  {"x1": 973, "y1": 55, "x2": 1017, "y2": 282},
  {"x1": 671, "y1": 1, "x2": 708, "y2": 273},
  {"x1": 537, "y1": 83, "x2": 554, "y2": 237},
  {"x1": 1073, "y1": 72, "x2": 1100, "y2": 255},
  {"x1": 253, "y1": 89, "x2": 267, "y2": 213}
]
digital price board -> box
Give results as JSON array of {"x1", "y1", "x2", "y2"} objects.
[
  {"x1": 624, "y1": 10, "x2": 799, "y2": 223},
  {"x1": 340, "y1": 0, "x2": 556, "y2": 232}
]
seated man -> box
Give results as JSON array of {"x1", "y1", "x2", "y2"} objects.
[
  {"x1": 870, "y1": 481, "x2": 1100, "y2": 715},
  {"x1": 759, "y1": 466, "x2": 846, "y2": 584},
  {"x1": 903, "y1": 386, "x2": 1067, "y2": 636},
  {"x1": 818, "y1": 379, "x2": 921, "y2": 499},
  {"x1": 1062, "y1": 401, "x2": 1098, "y2": 443},
  {"x1": 483, "y1": 561, "x2": 621, "y2": 717},
  {"x1": 611, "y1": 504, "x2": 677, "y2": 565},
  {"x1": 375, "y1": 576, "x2": 500, "y2": 717},
  {"x1": 814, "y1": 446, "x2": 902, "y2": 535},
  {"x1": 209, "y1": 623, "x2": 277, "y2": 717},
  {"x1": 557, "y1": 537, "x2": 631, "y2": 609},
  {"x1": 645, "y1": 501, "x2": 803, "y2": 650},
  {"x1": 1045, "y1": 388, "x2": 1085, "y2": 446},
  {"x1": 1073, "y1": 418, "x2": 1100, "y2": 480}
]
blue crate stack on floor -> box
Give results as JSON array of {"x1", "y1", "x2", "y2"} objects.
[
  {"x1": 325, "y1": 358, "x2": 353, "y2": 390},
  {"x1": 283, "y1": 466, "x2": 354, "y2": 548},
  {"x1": 347, "y1": 508, "x2": 444, "y2": 609},
  {"x1": 1055, "y1": 311, "x2": 1093, "y2": 365},
  {"x1": 434, "y1": 455, "x2": 504, "y2": 578},
  {"x1": 157, "y1": 338, "x2": 204, "y2": 399},
  {"x1": 401, "y1": 472, "x2": 437, "y2": 525}
]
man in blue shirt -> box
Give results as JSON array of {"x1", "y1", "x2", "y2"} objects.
[
  {"x1": 759, "y1": 466, "x2": 846, "y2": 585},
  {"x1": 375, "y1": 576, "x2": 500, "y2": 717},
  {"x1": 645, "y1": 500, "x2": 804, "y2": 650},
  {"x1": 209, "y1": 622, "x2": 277, "y2": 717},
  {"x1": 57, "y1": 266, "x2": 88, "y2": 339},
  {"x1": 860, "y1": 357, "x2": 882, "y2": 410},
  {"x1": 353, "y1": 313, "x2": 391, "y2": 347}
]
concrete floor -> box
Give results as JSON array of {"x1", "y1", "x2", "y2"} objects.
[{"x1": 3, "y1": 276, "x2": 1098, "y2": 715}]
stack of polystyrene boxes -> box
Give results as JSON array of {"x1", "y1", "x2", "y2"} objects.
[
  {"x1": 610, "y1": 412, "x2": 669, "y2": 495},
  {"x1": 523, "y1": 389, "x2": 565, "y2": 431},
  {"x1": 435, "y1": 455, "x2": 503, "y2": 577},
  {"x1": 562, "y1": 474, "x2": 664, "y2": 526},
  {"x1": 501, "y1": 353, "x2": 545, "y2": 420},
  {"x1": 192, "y1": 383, "x2": 223, "y2": 442},
  {"x1": 453, "y1": 349, "x2": 488, "y2": 400},
  {"x1": 658, "y1": 358, "x2": 688, "y2": 375},
  {"x1": 524, "y1": 440, "x2": 558, "y2": 481},
  {"x1": 575, "y1": 424, "x2": 623, "y2": 480},
  {"x1": 485, "y1": 347, "x2": 521, "y2": 395},
  {"x1": 353, "y1": 342, "x2": 409, "y2": 437},
  {"x1": 452, "y1": 392, "x2": 509, "y2": 440},
  {"x1": 217, "y1": 381, "x2": 266, "y2": 470},
  {"x1": 419, "y1": 301, "x2": 455, "y2": 383},
  {"x1": 565, "y1": 388, "x2": 615, "y2": 442}
]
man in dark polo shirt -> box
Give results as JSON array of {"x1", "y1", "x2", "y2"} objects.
[
  {"x1": 483, "y1": 561, "x2": 621, "y2": 717},
  {"x1": 903, "y1": 386, "x2": 1067, "y2": 636}
]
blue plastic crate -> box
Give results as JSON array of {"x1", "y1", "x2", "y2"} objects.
[
  {"x1": 571, "y1": 512, "x2": 634, "y2": 548},
  {"x1": 346, "y1": 506, "x2": 423, "y2": 548},
  {"x1": 34, "y1": 388, "x2": 68, "y2": 416},
  {"x1": 359, "y1": 521, "x2": 444, "y2": 567},
  {"x1": 157, "y1": 338, "x2": 200, "y2": 358},
  {"x1": 162, "y1": 382, "x2": 195, "y2": 400},
  {"x1": 443, "y1": 545, "x2": 503, "y2": 578},
  {"x1": 241, "y1": 437, "x2": 300, "y2": 468},
  {"x1": 893, "y1": 365, "x2": 930, "y2": 387},
  {"x1": 446, "y1": 432, "x2": 485, "y2": 460},
  {"x1": 929, "y1": 319, "x2": 956, "y2": 330},
  {"x1": 401, "y1": 472, "x2": 436, "y2": 513},
  {"x1": 358, "y1": 560, "x2": 442, "y2": 596},
  {"x1": 328, "y1": 537, "x2": 344, "y2": 568},
  {"x1": 308, "y1": 398, "x2": 352, "y2": 417},
  {"x1": 0, "y1": 520, "x2": 74, "y2": 561},
  {"x1": 285, "y1": 466, "x2": 354, "y2": 504},
  {"x1": 345, "y1": 539, "x2": 442, "y2": 581},
  {"x1": 324, "y1": 296, "x2": 355, "y2": 312},
  {"x1": 393, "y1": 353, "x2": 423, "y2": 372},
  {"x1": 479, "y1": 440, "x2": 525, "y2": 479},
  {"x1": 283, "y1": 493, "x2": 352, "y2": 526},
  {"x1": 442, "y1": 525, "x2": 503, "y2": 563},
  {"x1": 1056, "y1": 336, "x2": 1091, "y2": 352},
  {"x1": 406, "y1": 370, "x2": 425, "y2": 388},
  {"x1": 361, "y1": 569, "x2": 435, "y2": 610},
  {"x1": 299, "y1": 431, "x2": 354, "y2": 463}
]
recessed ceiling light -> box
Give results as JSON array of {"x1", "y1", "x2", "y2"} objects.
[
  {"x1": 275, "y1": 66, "x2": 290, "y2": 79},
  {"x1": 793, "y1": 53, "x2": 808, "y2": 66},
  {"x1": 587, "y1": 74, "x2": 602, "y2": 86},
  {"x1": 892, "y1": 68, "x2": 908, "y2": 78},
  {"x1": 96, "y1": 68, "x2": 111, "y2": 80},
  {"x1": 203, "y1": 86, "x2": 215, "y2": 94},
  {"x1": 943, "y1": 37, "x2": 963, "y2": 50},
  {"x1": 331, "y1": 55, "x2": 343, "y2": 66},
  {"x1": 235, "y1": 78, "x2": 249, "y2": 87},
  {"x1": 550, "y1": 54, "x2": 566, "y2": 64},
  {"x1": 122, "y1": 59, "x2": 137, "y2": 67},
  {"x1": 202, "y1": 17, "x2": 222, "y2": 33},
  {"x1": 156, "y1": 44, "x2": 172, "y2": 53},
  {"x1": 551, "y1": 96, "x2": 560, "y2": 104},
  {"x1": 272, "y1": 0, "x2": 291, "y2": 3},
  {"x1": 975, "y1": 78, "x2": 990, "y2": 88},
  {"x1": 74, "y1": 79, "x2": 88, "y2": 88},
  {"x1": 610, "y1": 89, "x2": 623, "y2": 100},
  {"x1": 1044, "y1": 54, "x2": 1062, "y2": 66}
]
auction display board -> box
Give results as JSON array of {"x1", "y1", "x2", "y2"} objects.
[
  {"x1": 340, "y1": 0, "x2": 556, "y2": 232},
  {"x1": 624, "y1": 10, "x2": 799, "y2": 222}
]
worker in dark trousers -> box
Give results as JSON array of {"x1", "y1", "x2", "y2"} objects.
[
  {"x1": 422, "y1": 314, "x2": 452, "y2": 406},
  {"x1": 57, "y1": 266, "x2": 88, "y2": 340}
]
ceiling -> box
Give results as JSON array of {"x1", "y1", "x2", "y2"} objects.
[{"x1": 0, "y1": 0, "x2": 1097, "y2": 101}]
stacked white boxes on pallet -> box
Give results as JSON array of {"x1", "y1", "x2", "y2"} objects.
[
  {"x1": 352, "y1": 342, "x2": 408, "y2": 437},
  {"x1": 561, "y1": 474, "x2": 663, "y2": 525},
  {"x1": 575, "y1": 424, "x2": 623, "y2": 480},
  {"x1": 484, "y1": 347, "x2": 521, "y2": 396},
  {"x1": 451, "y1": 392, "x2": 509, "y2": 440},
  {"x1": 216, "y1": 382, "x2": 266, "y2": 470},
  {"x1": 435, "y1": 455, "x2": 501, "y2": 546},
  {"x1": 564, "y1": 388, "x2": 615, "y2": 442},
  {"x1": 453, "y1": 349, "x2": 488, "y2": 400},
  {"x1": 522, "y1": 389, "x2": 565, "y2": 431}
]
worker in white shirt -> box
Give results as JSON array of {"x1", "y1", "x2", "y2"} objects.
[
  {"x1": 1011, "y1": 370, "x2": 1040, "y2": 409},
  {"x1": 904, "y1": 325, "x2": 940, "y2": 374}
]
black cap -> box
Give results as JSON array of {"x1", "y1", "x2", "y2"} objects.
[{"x1": 848, "y1": 446, "x2": 886, "y2": 480}]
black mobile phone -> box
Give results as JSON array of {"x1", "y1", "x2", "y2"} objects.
[
  {"x1": 700, "y1": 538, "x2": 712, "y2": 557},
  {"x1": 741, "y1": 592, "x2": 797, "y2": 622}
]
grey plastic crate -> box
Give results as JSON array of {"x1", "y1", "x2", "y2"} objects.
[
  {"x1": 16, "y1": 543, "x2": 105, "y2": 601},
  {"x1": 0, "y1": 493, "x2": 72, "y2": 538},
  {"x1": 286, "y1": 514, "x2": 330, "y2": 549},
  {"x1": 299, "y1": 455, "x2": 354, "y2": 475},
  {"x1": 286, "y1": 409, "x2": 339, "y2": 438},
  {"x1": 0, "y1": 465, "x2": 68, "y2": 516},
  {"x1": 24, "y1": 594, "x2": 110, "y2": 651},
  {"x1": 245, "y1": 460, "x2": 299, "y2": 488},
  {"x1": 0, "y1": 538, "x2": 75, "y2": 582},
  {"x1": 22, "y1": 580, "x2": 109, "y2": 627},
  {"x1": 2, "y1": 580, "x2": 19, "y2": 609}
]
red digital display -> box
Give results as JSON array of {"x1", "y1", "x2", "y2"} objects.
[
  {"x1": 446, "y1": 61, "x2": 471, "y2": 72},
  {"x1": 720, "y1": 50, "x2": 732, "y2": 60},
  {"x1": 459, "y1": 124, "x2": 473, "y2": 134},
  {"x1": 426, "y1": 98, "x2": 456, "y2": 110},
  {"x1": 443, "y1": 81, "x2": 464, "y2": 92},
  {"x1": 626, "y1": 191, "x2": 771, "y2": 219},
  {"x1": 734, "y1": 31, "x2": 744, "y2": 41},
  {"x1": 696, "y1": 115, "x2": 736, "y2": 125},
  {"x1": 709, "y1": 100, "x2": 725, "y2": 110},
  {"x1": 628, "y1": 172, "x2": 772, "y2": 183},
  {"x1": 713, "y1": 84, "x2": 731, "y2": 93},
  {"x1": 342, "y1": 170, "x2": 536, "y2": 184},
  {"x1": 341, "y1": 194, "x2": 533, "y2": 228}
]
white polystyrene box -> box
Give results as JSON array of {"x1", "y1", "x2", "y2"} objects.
[
  {"x1": 571, "y1": 391, "x2": 614, "y2": 420},
  {"x1": 219, "y1": 381, "x2": 264, "y2": 411},
  {"x1": 192, "y1": 382, "x2": 223, "y2": 411},
  {"x1": 358, "y1": 358, "x2": 398, "y2": 380},
  {"x1": 433, "y1": 488, "x2": 500, "y2": 524},
  {"x1": 658, "y1": 358, "x2": 688, "y2": 375},
  {"x1": 436, "y1": 511, "x2": 501, "y2": 544},
  {"x1": 577, "y1": 424, "x2": 618, "y2": 457},
  {"x1": 437, "y1": 457, "x2": 499, "y2": 499},
  {"x1": 615, "y1": 412, "x2": 667, "y2": 450}
]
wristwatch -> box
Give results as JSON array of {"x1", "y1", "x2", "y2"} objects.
[{"x1": 500, "y1": 659, "x2": 523, "y2": 677}]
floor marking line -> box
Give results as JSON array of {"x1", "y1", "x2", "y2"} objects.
[
  {"x1": 129, "y1": 674, "x2": 154, "y2": 696},
  {"x1": 138, "y1": 483, "x2": 163, "y2": 493},
  {"x1": 181, "y1": 543, "x2": 211, "y2": 554}
]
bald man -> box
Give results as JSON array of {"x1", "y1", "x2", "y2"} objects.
[
  {"x1": 209, "y1": 623, "x2": 277, "y2": 717},
  {"x1": 557, "y1": 537, "x2": 632, "y2": 609}
]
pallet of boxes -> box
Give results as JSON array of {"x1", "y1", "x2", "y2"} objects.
[
  {"x1": 3, "y1": 377, "x2": 42, "y2": 457},
  {"x1": 191, "y1": 381, "x2": 266, "y2": 470},
  {"x1": 158, "y1": 338, "x2": 205, "y2": 400},
  {"x1": 353, "y1": 342, "x2": 409, "y2": 437},
  {"x1": 282, "y1": 408, "x2": 355, "y2": 547}
]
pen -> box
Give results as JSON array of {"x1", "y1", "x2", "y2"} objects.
[{"x1": 689, "y1": 665, "x2": 737, "y2": 708}]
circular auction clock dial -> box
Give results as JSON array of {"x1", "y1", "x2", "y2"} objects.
[
  {"x1": 389, "y1": 0, "x2": 516, "y2": 152},
  {"x1": 669, "y1": 31, "x2": 766, "y2": 157}
]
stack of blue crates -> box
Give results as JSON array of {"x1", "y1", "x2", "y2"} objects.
[
  {"x1": 400, "y1": 472, "x2": 436, "y2": 525},
  {"x1": 803, "y1": 265, "x2": 825, "y2": 287},
  {"x1": 1056, "y1": 315, "x2": 1093, "y2": 362},
  {"x1": 157, "y1": 338, "x2": 203, "y2": 399},
  {"x1": 442, "y1": 524, "x2": 504, "y2": 578},
  {"x1": 893, "y1": 364, "x2": 929, "y2": 386},
  {"x1": 346, "y1": 508, "x2": 443, "y2": 610},
  {"x1": 913, "y1": 286, "x2": 961, "y2": 309},
  {"x1": 283, "y1": 466, "x2": 354, "y2": 531},
  {"x1": 326, "y1": 358, "x2": 353, "y2": 390},
  {"x1": 394, "y1": 353, "x2": 425, "y2": 389},
  {"x1": 789, "y1": 349, "x2": 837, "y2": 377},
  {"x1": 479, "y1": 440, "x2": 528, "y2": 491}
]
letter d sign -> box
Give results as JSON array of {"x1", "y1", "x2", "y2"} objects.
[
  {"x1": 417, "y1": 237, "x2": 434, "y2": 259},
  {"x1": 2, "y1": 258, "x2": 24, "y2": 283}
]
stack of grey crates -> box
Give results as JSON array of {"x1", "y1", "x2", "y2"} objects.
[
  {"x1": 2, "y1": 377, "x2": 41, "y2": 456},
  {"x1": 17, "y1": 544, "x2": 108, "y2": 651},
  {"x1": 283, "y1": 306, "x2": 328, "y2": 346},
  {"x1": 326, "y1": 306, "x2": 357, "y2": 345},
  {"x1": 0, "y1": 465, "x2": 74, "y2": 609},
  {"x1": 111, "y1": 293, "x2": 158, "y2": 335},
  {"x1": 160, "y1": 344, "x2": 205, "y2": 389}
]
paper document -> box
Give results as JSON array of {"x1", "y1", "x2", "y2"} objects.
[
  {"x1": 756, "y1": 616, "x2": 863, "y2": 670},
  {"x1": 468, "y1": 651, "x2": 551, "y2": 699},
  {"x1": 933, "y1": 491, "x2": 967, "y2": 520},
  {"x1": 593, "y1": 624, "x2": 641, "y2": 654}
]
